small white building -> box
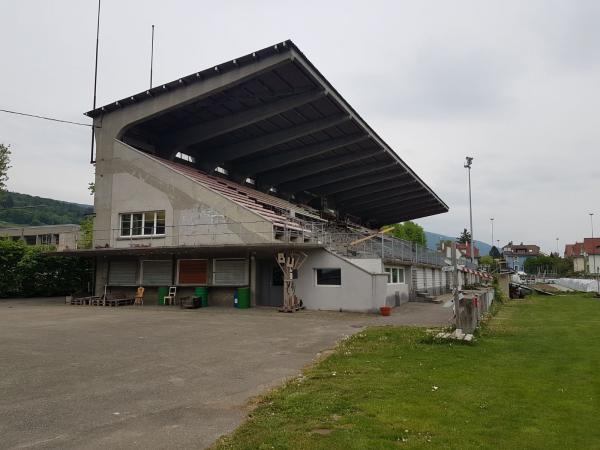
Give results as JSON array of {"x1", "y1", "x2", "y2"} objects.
[{"x1": 1, "y1": 224, "x2": 80, "y2": 251}]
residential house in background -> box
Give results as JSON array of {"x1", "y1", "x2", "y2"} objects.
[
  {"x1": 564, "y1": 242, "x2": 586, "y2": 273},
  {"x1": 502, "y1": 242, "x2": 541, "y2": 272},
  {"x1": 456, "y1": 242, "x2": 480, "y2": 261},
  {"x1": 583, "y1": 238, "x2": 600, "y2": 274},
  {"x1": 563, "y1": 239, "x2": 600, "y2": 274}
]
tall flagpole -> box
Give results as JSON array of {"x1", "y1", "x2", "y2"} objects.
[
  {"x1": 90, "y1": 0, "x2": 101, "y2": 164},
  {"x1": 150, "y1": 25, "x2": 155, "y2": 88}
]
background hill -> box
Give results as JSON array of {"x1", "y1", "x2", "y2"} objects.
[
  {"x1": 0, "y1": 192, "x2": 92, "y2": 227},
  {"x1": 424, "y1": 230, "x2": 493, "y2": 256}
]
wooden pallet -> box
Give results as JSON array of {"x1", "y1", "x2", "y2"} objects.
[
  {"x1": 278, "y1": 305, "x2": 305, "y2": 313},
  {"x1": 69, "y1": 295, "x2": 135, "y2": 307}
]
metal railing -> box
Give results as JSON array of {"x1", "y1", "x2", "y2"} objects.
[
  {"x1": 321, "y1": 231, "x2": 447, "y2": 267},
  {"x1": 79, "y1": 219, "x2": 450, "y2": 268}
]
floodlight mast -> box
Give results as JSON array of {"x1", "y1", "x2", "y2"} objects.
[{"x1": 464, "y1": 157, "x2": 475, "y2": 264}]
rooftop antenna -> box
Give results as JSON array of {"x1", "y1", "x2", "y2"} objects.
[
  {"x1": 150, "y1": 25, "x2": 155, "y2": 89},
  {"x1": 90, "y1": 0, "x2": 101, "y2": 164}
]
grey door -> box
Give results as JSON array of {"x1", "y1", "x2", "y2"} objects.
[{"x1": 256, "y1": 259, "x2": 283, "y2": 307}]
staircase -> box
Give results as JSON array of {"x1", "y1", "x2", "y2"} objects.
[{"x1": 414, "y1": 289, "x2": 443, "y2": 304}]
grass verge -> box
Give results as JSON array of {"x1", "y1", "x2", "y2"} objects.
[{"x1": 214, "y1": 294, "x2": 600, "y2": 449}]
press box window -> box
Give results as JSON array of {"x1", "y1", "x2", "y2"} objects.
[
  {"x1": 120, "y1": 211, "x2": 165, "y2": 237},
  {"x1": 316, "y1": 268, "x2": 341, "y2": 286}
]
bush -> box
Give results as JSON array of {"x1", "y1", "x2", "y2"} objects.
[{"x1": 0, "y1": 240, "x2": 92, "y2": 297}]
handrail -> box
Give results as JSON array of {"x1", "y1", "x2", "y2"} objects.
[{"x1": 77, "y1": 220, "x2": 450, "y2": 267}]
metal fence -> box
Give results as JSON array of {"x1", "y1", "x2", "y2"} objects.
[
  {"x1": 82, "y1": 219, "x2": 449, "y2": 268},
  {"x1": 322, "y1": 231, "x2": 447, "y2": 267}
]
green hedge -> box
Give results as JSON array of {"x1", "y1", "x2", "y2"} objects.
[{"x1": 0, "y1": 240, "x2": 92, "y2": 298}]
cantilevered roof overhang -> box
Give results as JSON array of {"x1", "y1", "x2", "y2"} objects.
[{"x1": 86, "y1": 40, "x2": 448, "y2": 226}]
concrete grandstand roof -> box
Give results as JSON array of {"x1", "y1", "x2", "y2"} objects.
[{"x1": 86, "y1": 40, "x2": 448, "y2": 226}]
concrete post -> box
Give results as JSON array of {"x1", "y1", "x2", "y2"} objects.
[
  {"x1": 250, "y1": 253, "x2": 257, "y2": 307},
  {"x1": 452, "y1": 242, "x2": 460, "y2": 330}
]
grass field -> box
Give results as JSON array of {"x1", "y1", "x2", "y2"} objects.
[{"x1": 215, "y1": 294, "x2": 600, "y2": 449}]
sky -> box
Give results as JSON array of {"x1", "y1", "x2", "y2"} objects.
[{"x1": 1, "y1": 0, "x2": 599, "y2": 254}]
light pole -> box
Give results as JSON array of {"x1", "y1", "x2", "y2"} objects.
[
  {"x1": 556, "y1": 237, "x2": 559, "y2": 256},
  {"x1": 464, "y1": 157, "x2": 475, "y2": 264},
  {"x1": 490, "y1": 218, "x2": 494, "y2": 251}
]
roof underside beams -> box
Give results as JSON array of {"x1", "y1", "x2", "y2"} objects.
[{"x1": 110, "y1": 42, "x2": 447, "y2": 226}]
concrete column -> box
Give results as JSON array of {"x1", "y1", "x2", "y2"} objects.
[
  {"x1": 250, "y1": 253, "x2": 257, "y2": 306},
  {"x1": 95, "y1": 257, "x2": 109, "y2": 295}
]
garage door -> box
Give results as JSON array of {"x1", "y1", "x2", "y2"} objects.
[
  {"x1": 108, "y1": 260, "x2": 138, "y2": 285},
  {"x1": 177, "y1": 259, "x2": 208, "y2": 285},
  {"x1": 142, "y1": 260, "x2": 173, "y2": 286},
  {"x1": 213, "y1": 259, "x2": 248, "y2": 285}
]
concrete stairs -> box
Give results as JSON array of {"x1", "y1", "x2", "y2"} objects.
[{"x1": 414, "y1": 289, "x2": 443, "y2": 304}]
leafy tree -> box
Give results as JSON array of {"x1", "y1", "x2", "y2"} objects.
[
  {"x1": 79, "y1": 216, "x2": 94, "y2": 249},
  {"x1": 457, "y1": 228, "x2": 472, "y2": 244},
  {"x1": 0, "y1": 143, "x2": 11, "y2": 199},
  {"x1": 479, "y1": 255, "x2": 494, "y2": 266},
  {"x1": 0, "y1": 239, "x2": 26, "y2": 296},
  {"x1": 489, "y1": 246, "x2": 501, "y2": 258},
  {"x1": 0, "y1": 191, "x2": 92, "y2": 226},
  {"x1": 524, "y1": 255, "x2": 572, "y2": 276},
  {"x1": 388, "y1": 221, "x2": 427, "y2": 246},
  {"x1": 0, "y1": 239, "x2": 92, "y2": 297}
]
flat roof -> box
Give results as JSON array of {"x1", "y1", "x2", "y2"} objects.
[
  {"x1": 87, "y1": 40, "x2": 448, "y2": 226},
  {"x1": 1, "y1": 224, "x2": 80, "y2": 233}
]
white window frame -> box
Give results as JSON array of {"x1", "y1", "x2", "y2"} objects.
[
  {"x1": 119, "y1": 211, "x2": 166, "y2": 238},
  {"x1": 385, "y1": 266, "x2": 406, "y2": 285},
  {"x1": 315, "y1": 268, "x2": 342, "y2": 287},
  {"x1": 176, "y1": 258, "x2": 209, "y2": 286}
]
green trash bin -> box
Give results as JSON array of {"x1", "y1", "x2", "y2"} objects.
[
  {"x1": 236, "y1": 287, "x2": 251, "y2": 309},
  {"x1": 158, "y1": 286, "x2": 169, "y2": 305},
  {"x1": 194, "y1": 287, "x2": 209, "y2": 307}
]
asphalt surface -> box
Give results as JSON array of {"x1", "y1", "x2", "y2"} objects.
[{"x1": 0, "y1": 297, "x2": 451, "y2": 449}]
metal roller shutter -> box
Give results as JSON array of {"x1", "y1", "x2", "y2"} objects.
[
  {"x1": 142, "y1": 260, "x2": 173, "y2": 286},
  {"x1": 213, "y1": 259, "x2": 248, "y2": 286},
  {"x1": 108, "y1": 260, "x2": 138, "y2": 285}
]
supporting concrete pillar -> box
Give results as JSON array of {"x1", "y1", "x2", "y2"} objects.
[
  {"x1": 95, "y1": 256, "x2": 109, "y2": 295},
  {"x1": 250, "y1": 253, "x2": 257, "y2": 307}
]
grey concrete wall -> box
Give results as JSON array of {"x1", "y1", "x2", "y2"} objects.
[
  {"x1": 347, "y1": 258, "x2": 382, "y2": 273},
  {"x1": 91, "y1": 53, "x2": 292, "y2": 247},
  {"x1": 573, "y1": 256, "x2": 585, "y2": 272},
  {"x1": 93, "y1": 141, "x2": 275, "y2": 248},
  {"x1": 295, "y1": 249, "x2": 387, "y2": 312}
]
